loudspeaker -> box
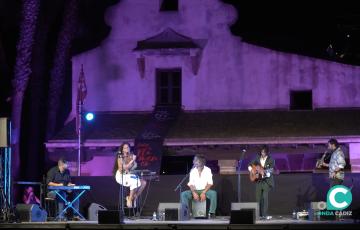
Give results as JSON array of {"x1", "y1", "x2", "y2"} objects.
[
  {"x1": 98, "y1": 210, "x2": 123, "y2": 224},
  {"x1": 88, "y1": 203, "x2": 107, "y2": 221},
  {"x1": 0, "y1": 118, "x2": 10, "y2": 147},
  {"x1": 15, "y1": 204, "x2": 47, "y2": 222},
  {"x1": 158, "y1": 203, "x2": 190, "y2": 221},
  {"x1": 230, "y1": 209, "x2": 255, "y2": 224},
  {"x1": 231, "y1": 202, "x2": 259, "y2": 220}
]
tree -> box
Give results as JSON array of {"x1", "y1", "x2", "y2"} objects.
[
  {"x1": 46, "y1": 0, "x2": 78, "y2": 140},
  {"x1": 11, "y1": 0, "x2": 40, "y2": 181}
]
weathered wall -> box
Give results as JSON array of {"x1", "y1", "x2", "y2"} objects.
[{"x1": 71, "y1": 0, "x2": 360, "y2": 115}]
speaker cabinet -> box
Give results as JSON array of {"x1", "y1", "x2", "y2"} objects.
[
  {"x1": 88, "y1": 203, "x2": 107, "y2": 221},
  {"x1": 15, "y1": 204, "x2": 47, "y2": 222},
  {"x1": 0, "y1": 118, "x2": 10, "y2": 148},
  {"x1": 157, "y1": 203, "x2": 190, "y2": 221},
  {"x1": 98, "y1": 210, "x2": 123, "y2": 224},
  {"x1": 231, "y1": 202, "x2": 259, "y2": 220},
  {"x1": 230, "y1": 209, "x2": 255, "y2": 224}
]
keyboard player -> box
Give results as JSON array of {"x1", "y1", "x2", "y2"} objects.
[{"x1": 46, "y1": 158, "x2": 81, "y2": 221}]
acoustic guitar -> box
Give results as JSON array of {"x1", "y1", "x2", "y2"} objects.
[{"x1": 249, "y1": 164, "x2": 265, "y2": 182}]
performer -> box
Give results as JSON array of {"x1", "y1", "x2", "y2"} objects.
[
  {"x1": 248, "y1": 145, "x2": 275, "y2": 220},
  {"x1": 180, "y1": 154, "x2": 217, "y2": 219},
  {"x1": 22, "y1": 186, "x2": 40, "y2": 205},
  {"x1": 319, "y1": 138, "x2": 346, "y2": 187},
  {"x1": 113, "y1": 142, "x2": 147, "y2": 208},
  {"x1": 46, "y1": 158, "x2": 80, "y2": 221}
]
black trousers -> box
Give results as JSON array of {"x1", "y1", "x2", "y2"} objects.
[{"x1": 330, "y1": 178, "x2": 343, "y2": 188}]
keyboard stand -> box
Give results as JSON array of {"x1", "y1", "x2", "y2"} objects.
[{"x1": 51, "y1": 189, "x2": 87, "y2": 220}]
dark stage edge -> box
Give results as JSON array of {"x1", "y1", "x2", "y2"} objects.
[{"x1": 0, "y1": 216, "x2": 359, "y2": 229}]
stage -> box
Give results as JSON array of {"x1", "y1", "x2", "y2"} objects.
[{"x1": 0, "y1": 216, "x2": 359, "y2": 230}]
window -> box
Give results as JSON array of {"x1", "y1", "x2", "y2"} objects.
[
  {"x1": 156, "y1": 69, "x2": 181, "y2": 106},
  {"x1": 160, "y1": 0, "x2": 178, "y2": 11},
  {"x1": 290, "y1": 90, "x2": 313, "y2": 110}
]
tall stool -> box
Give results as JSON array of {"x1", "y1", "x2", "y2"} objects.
[{"x1": 44, "y1": 197, "x2": 58, "y2": 221}]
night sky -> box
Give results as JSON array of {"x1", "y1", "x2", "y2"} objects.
[{"x1": 2, "y1": 2, "x2": 360, "y2": 111}]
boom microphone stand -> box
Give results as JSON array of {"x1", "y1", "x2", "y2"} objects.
[
  {"x1": 237, "y1": 149, "x2": 246, "y2": 202},
  {"x1": 117, "y1": 153, "x2": 125, "y2": 224}
]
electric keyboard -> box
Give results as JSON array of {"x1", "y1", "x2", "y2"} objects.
[
  {"x1": 131, "y1": 169, "x2": 156, "y2": 175},
  {"x1": 48, "y1": 185, "x2": 91, "y2": 190}
]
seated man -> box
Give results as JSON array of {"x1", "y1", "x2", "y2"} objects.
[
  {"x1": 46, "y1": 158, "x2": 80, "y2": 221},
  {"x1": 180, "y1": 154, "x2": 217, "y2": 219}
]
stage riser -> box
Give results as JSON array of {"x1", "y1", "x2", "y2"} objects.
[{"x1": 72, "y1": 173, "x2": 360, "y2": 217}]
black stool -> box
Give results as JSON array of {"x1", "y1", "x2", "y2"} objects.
[{"x1": 44, "y1": 197, "x2": 58, "y2": 221}]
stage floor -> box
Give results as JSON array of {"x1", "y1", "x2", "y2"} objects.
[{"x1": 0, "y1": 216, "x2": 359, "y2": 229}]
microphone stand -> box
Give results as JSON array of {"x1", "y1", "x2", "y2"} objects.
[
  {"x1": 237, "y1": 150, "x2": 246, "y2": 202},
  {"x1": 174, "y1": 171, "x2": 190, "y2": 219},
  {"x1": 117, "y1": 154, "x2": 125, "y2": 224}
]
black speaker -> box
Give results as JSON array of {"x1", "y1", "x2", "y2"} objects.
[
  {"x1": 15, "y1": 204, "x2": 47, "y2": 222},
  {"x1": 88, "y1": 203, "x2": 107, "y2": 221},
  {"x1": 231, "y1": 202, "x2": 259, "y2": 220},
  {"x1": 0, "y1": 118, "x2": 10, "y2": 147},
  {"x1": 230, "y1": 209, "x2": 255, "y2": 224},
  {"x1": 98, "y1": 210, "x2": 123, "y2": 224},
  {"x1": 165, "y1": 208, "x2": 178, "y2": 221},
  {"x1": 158, "y1": 203, "x2": 190, "y2": 221}
]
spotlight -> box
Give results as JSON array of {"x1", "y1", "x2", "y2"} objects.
[{"x1": 85, "y1": 112, "x2": 94, "y2": 121}]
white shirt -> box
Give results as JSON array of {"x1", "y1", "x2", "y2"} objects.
[
  {"x1": 247, "y1": 156, "x2": 268, "y2": 171},
  {"x1": 187, "y1": 166, "x2": 213, "y2": 190},
  {"x1": 247, "y1": 156, "x2": 270, "y2": 177},
  {"x1": 260, "y1": 156, "x2": 267, "y2": 167}
]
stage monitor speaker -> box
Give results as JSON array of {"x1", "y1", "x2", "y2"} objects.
[
  {"x1": 98, "y1": 210, "x2": 123, "y2": 224},
  {"x1": 231, "y1": 202, "x2": 259, "y2": 220},
  {"x1": 230, "y1": 209, "x2": 255, "y2": 224},
  {"x1": 88, "y1": 203, "x2": 107, "y2": 221},
  {"x1": 0, "y1": 118, "x2": 10, "y2": 147},
  {"x1": 158, "y1": 203, "x2": 190, "y2": 221},
  {"x1": 15, "y1": 204, "x2": 47, "y2": 222}
]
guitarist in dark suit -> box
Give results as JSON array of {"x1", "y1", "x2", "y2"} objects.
[{"x1": 248, "y1": 145, "x2": 275, "y2": 220}]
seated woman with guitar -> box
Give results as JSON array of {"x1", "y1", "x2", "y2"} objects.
[
  {"x1": 247, "y1": 145, "x2": 275, "y2": 220},
  {"x1": 113, "y1": 142, "x2": 147, "y2": 208}
]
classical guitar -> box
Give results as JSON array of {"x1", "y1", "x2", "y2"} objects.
[{"x1": 249, "y1": 164, "x2": 265, "y2": 182}]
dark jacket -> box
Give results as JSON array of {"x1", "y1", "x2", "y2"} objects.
[{"x1": 249, "y1": 155, "x2": 275, "y2": 188}]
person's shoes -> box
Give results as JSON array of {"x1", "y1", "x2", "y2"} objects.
[
  {"x1": 208, "y1": 213, "x2": 216, "y2": 219},
  {"x1": 57, "y1": 216, "x2": 67, "y2": 222},
  {"x1": 126, "y1": 196, "x2": 132, "y2": 208},
  {"x1": 72, "y1": 216, "x2": 81, "y2": 221},
  {"x1": 259, "y1": 216, "x2": 265, "y2": 220},
  {"x1": 265, "y1": 216, "x2": 272, "y2": 220}
]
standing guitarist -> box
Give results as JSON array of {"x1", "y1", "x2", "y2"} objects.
[{"x1": 248, "y1": 145, "x2": 275, "y2": 220}]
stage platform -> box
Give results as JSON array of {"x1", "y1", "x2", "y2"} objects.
[{"x1": 0, "y1": 216, "x2": 359, "y2": 230}]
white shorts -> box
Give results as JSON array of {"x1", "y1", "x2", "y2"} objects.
[{"x1": 115, "y1": 171, "x2": 141, "y2": 190}]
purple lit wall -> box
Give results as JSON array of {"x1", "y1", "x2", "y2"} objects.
[{"x1": 70, "y1": 0, "x2": 360, "y2": 117}]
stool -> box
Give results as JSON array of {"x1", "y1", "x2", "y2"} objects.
[
  {"x1": 44, "y1": 197, "x2": 58, "y2": 221},
  {"x1": 191, "y1": 199, "x2": 208, "y2": 218},
  {"x1": 120, "y1": 186, "x2": 139, "y2": 217}
]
